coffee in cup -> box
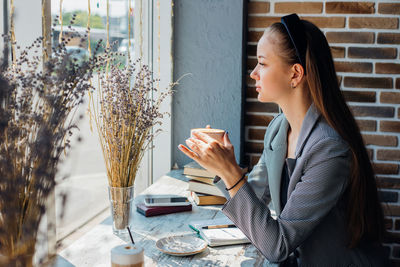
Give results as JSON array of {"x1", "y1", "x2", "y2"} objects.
[
  {"x1": 190, "y1": 128, "x2": 226, "y2": 144},
  {"x1": 111, "y1": 244, "x2": 144, "y2": 267}
]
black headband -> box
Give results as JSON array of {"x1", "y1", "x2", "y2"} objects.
[{"x1": 281, "y1": 13, "x2": 307, "y2": 74}]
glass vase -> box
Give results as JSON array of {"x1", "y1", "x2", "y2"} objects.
[{"x1": 108, "y1": 185, "x2": 134, "y2": 239}]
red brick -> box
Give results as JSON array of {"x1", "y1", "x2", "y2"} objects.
[
  {"x1": 343, "y1": 91, "x2": 375, "y2": 102},
  {"x1": 377, "y1": 177, "x2": 400, "y2": 189},
  {"x1": 348, "y1": 47, "x2": 397, "y2": 59},
  {"x1": 245, "y1": 141, "x2": 264, "y2": 153},
  {"x1": 326, "y1": 2, "x2": 375, "y2": 14},
  {"x1": 376, "y1": 63, "x2": 400, "y2": 74},
  {"x1": 356, "y1": 119, "x2": 376, "y2": 131},
  {"x1": 303, "y1": 16, "x2": 345, "y2": 28},
  {"x1": 245, "y1": 114, "x2": 274, "y2": 126},
  {"x1": 249, "y1": 15, "x2": 346, "y2": 29},
  {"x1": 334, "y1": 61, "x2": 372, "y2": 73},
  {"x1": 351, "y1": 106, "x2": 394, "y2": 118},
  {"x1": 248, "y1": 31, "x2": 264, "y2": 42},
  {"x1": 248, "y1": 16, "x2": 280, "y2": 28},
  {"x1": 245, "y1": 101, "x2": 279, "y2": 113},
  {"x1": 363, "y1": 134, "x2": 397, "y2": 146},
  {"x1": 377, "y1": 149, "x2": 400, "y2": 161},
  {"x1": 383, "y1": 205, "x2": 400, "y2": 217},
  {"x1": 377, "y1": 32, "x2": 400, "y2": 44},
  {"x1": 251, "y1": 155, "x2": 261, "y2": 167},
  {"x1": 380, "y1": 121, "x2": 400, "y2": 133},
  {"x1": 396, "y1": 78, "x2": 400, "y2": 89},
  {"x1": 373, "y1": 163, "x2": 399, "y2": 175},
  {"x1": 378, "y1": 3, "x2": 400, "y2": 14},
  {"x1": 248, "y1": 2, "x2": 270, "y2": 14},
  {"x1": 326, "y1": 31, "x2": 374, "y2": 43},
  {"x1": 248, "y1": 128, "x2": 266, "y2": 141},
  {"x1": 396, "y1": 219, "x2": 400, "y2": 231},
  {"x1": 380, "y1": 92, "x2": 400, "y2": 104},
  {"x1": 344, "y1": 76, "x2": 393, "y2": 89},
  {"x1": 330, "y1": 46, "x2": 345, "y2": 58},
  {"x1": 275, "y1": 2, "x2": 323, "y2": 14},
  {"x1": 349, "y1": 17, "x2": 399, "y2": 29}
]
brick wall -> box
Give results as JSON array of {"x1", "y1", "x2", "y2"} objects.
[{"x1": 245, "y1": 0, "x2": 400, "y2": 263}]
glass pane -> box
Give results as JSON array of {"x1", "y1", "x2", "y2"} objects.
[{"x1": 51, "y1": 0, "x2": 134, "y2": 241}]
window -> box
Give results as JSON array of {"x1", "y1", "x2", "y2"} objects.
[{"x1": 50, "y1": 0, "x2": 173, "y2": 243}]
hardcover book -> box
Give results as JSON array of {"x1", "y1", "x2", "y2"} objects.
[
  {"x1": 190, "y1": 191, "x2": 226, "y2": 205},
  {"x1": 183, "y1": 161, "x2": 249, "y2": 179},
  {"x1": 136, "y1": 202, "x2": 192, "y2": 217},
  {"x1": 188, "y1": 180, "x2": 225, "y2": 197}
]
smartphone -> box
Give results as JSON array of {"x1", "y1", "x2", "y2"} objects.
[{"x1": 144, "y1": 196, "x2": 191, "y2": 207}]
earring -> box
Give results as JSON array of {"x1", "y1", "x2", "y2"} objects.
[{"x1": 291, "y1": 83, "x2": 296, "y2": 88}]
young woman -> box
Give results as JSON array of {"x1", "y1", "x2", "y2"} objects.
[{"x1": 178, "y1": 13, "x2": 389, "y2": 266}]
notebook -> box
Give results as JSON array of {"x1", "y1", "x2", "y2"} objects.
[{"x1": 188, "y1": 217, "x2": 250, "y2": 247}]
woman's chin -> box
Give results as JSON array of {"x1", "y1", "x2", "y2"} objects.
[{"x1": 257, "y1": 94, "x2": 273, "y2": 103}]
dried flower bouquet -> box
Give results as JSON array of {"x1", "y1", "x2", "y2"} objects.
[
  {"x1": 89, "y1": 49, "x2": 175, "y2": 233},
  {"x1": 0, "y1": 19, "x2": 98, "y2": 266}
]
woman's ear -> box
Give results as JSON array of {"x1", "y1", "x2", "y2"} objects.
[{"x1": 290, "y1": 63, "x2": 305, "y2": 87}]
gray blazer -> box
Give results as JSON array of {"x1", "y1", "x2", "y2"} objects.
[{"x1": 214, "y1": 104, "x2": 388, "y2": 267}]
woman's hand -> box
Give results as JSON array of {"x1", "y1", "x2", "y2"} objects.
[{"x1": 178, "y1": 125, "x2": 243, "y2": 190}]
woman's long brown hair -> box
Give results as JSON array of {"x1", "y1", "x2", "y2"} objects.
[{"x1": 266, "y1": 21, "x2": 385, "y2": 248}]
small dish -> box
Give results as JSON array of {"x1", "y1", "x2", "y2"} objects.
[{"x1": 156, "y1": 235, "x2": 207, "y2": 256}]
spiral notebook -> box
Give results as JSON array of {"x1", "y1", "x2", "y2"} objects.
[{"x1": 188, "y1": 217, "x2": 250, "y2": 247}]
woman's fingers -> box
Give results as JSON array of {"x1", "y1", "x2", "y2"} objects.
[
  {"x1": 192, "y1": 131, "x2": 215, "y2": 144},
  {"x1": 186, "y1": 138, "x2": 206, "y2": 155},
  {"x1": 178, "y1": 144, "x2": 198, "y2": 160}
]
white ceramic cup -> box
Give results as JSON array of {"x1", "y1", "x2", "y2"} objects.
[{"x1": 190, "y1": 128, "x2": 226, "y2": 144}]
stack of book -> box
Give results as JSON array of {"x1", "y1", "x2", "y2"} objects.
[{"x1": 184, "y1": 161, "x2": 248, "y2": 206}]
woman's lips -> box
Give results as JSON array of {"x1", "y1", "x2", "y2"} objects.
[{"x1": 256, "y1": 87, "x2": 261, "y2": 92}]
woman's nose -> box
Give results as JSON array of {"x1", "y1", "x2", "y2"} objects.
[{"x1": 250, "y1": 67, "x2": 258, "y2": 80}]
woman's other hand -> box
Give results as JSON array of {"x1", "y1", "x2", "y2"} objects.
[{"x1": 178, "y1": 129, "x2": 243, "y2": 191}]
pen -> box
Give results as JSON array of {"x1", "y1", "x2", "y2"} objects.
[{"x1": 202, "y1": 224, "x2": 237, "y2": 229}]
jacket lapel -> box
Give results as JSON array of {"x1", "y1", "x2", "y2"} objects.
[
  {"x1": 287, "y1": 104, "x2": 321, "y2": 197},
  {"x1": 266, "y1": 104, "x2": 321, "y2": 216},
  {"x1": 266, "y1": 117, "x2": 288, "y2": 216},
  {"x1": 294, "y1": 103, "x2": 321, "y2": 158}
]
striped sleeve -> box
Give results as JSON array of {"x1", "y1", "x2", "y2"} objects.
[{"x1": 213, "y1": 147, "x2": 270, "y2": 202}]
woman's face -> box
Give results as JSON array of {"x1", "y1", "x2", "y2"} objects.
[{"x1": 250, "y1": 33, "x2": 293, "y2": 103}]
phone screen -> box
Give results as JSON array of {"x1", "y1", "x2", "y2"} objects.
[{"x1": 145, "y1": 197, "x2": 188, "y2": 204}]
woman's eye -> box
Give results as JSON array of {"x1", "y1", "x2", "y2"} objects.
[{"x1": 258, "y1": 62, "x2": 265, "y2": 66}]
